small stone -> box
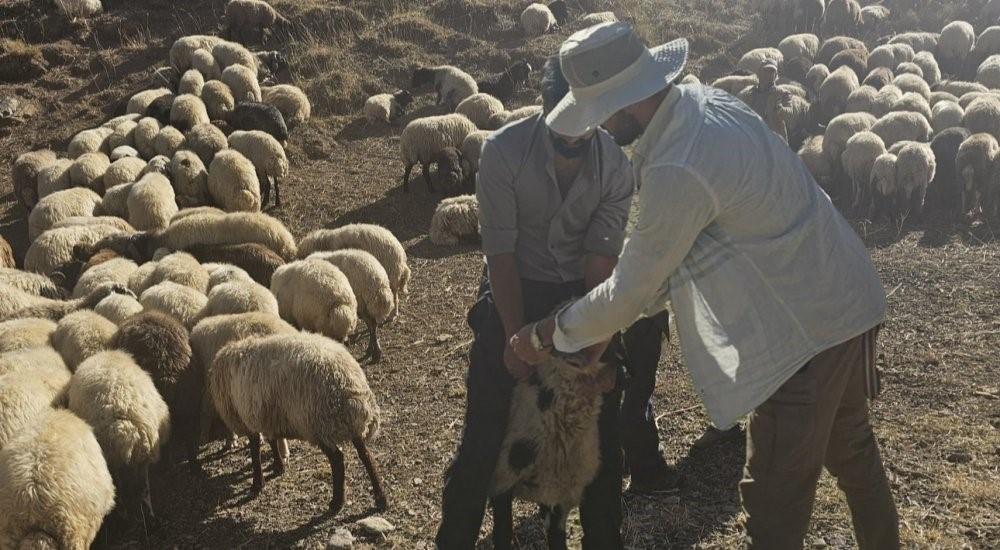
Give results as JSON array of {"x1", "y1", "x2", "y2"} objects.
[
  {"x1": 663, "y1": 495, "x2": 680, "y2": 505},
  {"x1": 356, "y1": 516, "x2": 395, "y2": 535},
  {"x1": 946, "y1": 451, "x2": 972, "y2": 464},
  {"x1": 434, "y1": 333, "x2": 453, "y2": 344},
  {"x1": 326, "y1": 527, "x2": 354, "y2": 550},
  {"x1": 412, "y1": 477, "x2": 423, "y2": 486}
]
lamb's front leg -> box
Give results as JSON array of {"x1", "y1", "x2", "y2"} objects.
[{"x1": 490, "y1": 491, "x2": 514, "y2": 550}]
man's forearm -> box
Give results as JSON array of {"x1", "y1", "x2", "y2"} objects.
[
  {"x1": 584, "y1": 253, "x2": 618, "y2": 291},
  {"x1": 486, "y1": 254, "x2": 525, "y2": 338}
]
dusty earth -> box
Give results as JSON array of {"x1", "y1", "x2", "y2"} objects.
[{"x1": 0, "y1": 0, "x2": 998, "y2": 548}]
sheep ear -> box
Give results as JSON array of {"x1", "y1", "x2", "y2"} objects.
[{"x1": 72, "y1": 243, "x2": 92, "y2": 262}]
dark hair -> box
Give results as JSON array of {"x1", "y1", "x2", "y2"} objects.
[{"x1": 540, "y1": 55, "x2": 569, "y2": 115}]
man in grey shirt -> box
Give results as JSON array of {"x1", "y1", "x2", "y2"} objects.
[
  {"x1": 512, "y1": 23, "x2": 899, "y2": 549},
  {"x1": 435, "y1": 57, "x2": 674, "y2": 549}
]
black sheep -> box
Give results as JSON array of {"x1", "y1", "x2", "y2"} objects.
[
  {"x1": 227, "y1": 101, "x2": 288, "y2": 142},
  {"x1": 477, "y1": 61, "x2": 533, "y2": 103}
]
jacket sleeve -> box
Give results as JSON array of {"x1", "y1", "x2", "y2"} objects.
[
  {"x1": 583, "y1": 152, "x2": 635, "y2": 257},
  {"x1": 476, "y1": 139, "x2": 518, "y2": 256},
  {"x1": 552, "y1": 163, "x2": 719, "y2": 352}
]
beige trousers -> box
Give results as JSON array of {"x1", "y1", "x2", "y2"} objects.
[{"x1": 739, "y1": 328, "x2": 900, "y2": 549}]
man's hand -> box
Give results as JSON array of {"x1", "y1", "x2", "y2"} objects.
[
  {"x1": 510, "y1": 318, "x2": 553, "y2": 365},
  {"x1": 504, "y1": 343, "x2": 535, "y2": 381}
]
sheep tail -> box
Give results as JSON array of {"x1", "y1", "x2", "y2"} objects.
[{"x1": 108, "y1": 419, "x2": 145, "y2": 466}]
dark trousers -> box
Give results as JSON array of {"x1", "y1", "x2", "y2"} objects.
[
  {"x1": 436, "y1": 274, "x2": 625, "y2": 549},
  {"x1": 617, "y1": 313, "x2": 671, "y2": 485}
]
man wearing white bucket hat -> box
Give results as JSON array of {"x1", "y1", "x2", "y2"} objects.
[{"x1": 510, "y1": 22, "x2": 900, "y2": 549}]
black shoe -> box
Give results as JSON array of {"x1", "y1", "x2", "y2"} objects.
[
  {"x1": 692, "y1": 425, "x2": 744, "y2": 449},
  {"x1": 627, "y1": 466, "x2": 681, "y2": 495}
]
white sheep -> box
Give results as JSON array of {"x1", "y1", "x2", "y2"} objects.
[
  {"x1": 972, "y1": 26, "x2": 1000, "y2": 65},
  {"x1": 460, "y1": 129, "x2": 490, "y2": 182},
  {"x1": 170, "y1": 93, "x2": 211, "y2": 132},
  {"x1": 224, "y1": 0, "x2": 291, "y2": 43},
  {"x1": 270, "y1": 259, "x2": 357, "y2": 341},
  {"x1": 307, "y1": 249, "x2": 394, "y2": 362},
  {"x1": 212, "y1": 40, "x2": 259, "y2": 73},
  {"x1": 67, "y1": 350, "x2": 170, "y2": 523},
  {"x1": 159, "y1": 211, "x2": 297, "y2": 260},
  {"x1": 0, "y1": 346, "x2": 66, "y2": 378},
  {"x1": 227, "y1": 129, "x2": 288, "y2": 207},
  {"x1": 171, "y1": 150, "x2": 209, "y2": 207},
  {"x1": 894, "y1": 61, "x2": 924, "y2": 79},
  {"x1": 962, "y1": 91, "x2": 1000, "y2": 109},
  {"x1": 178, "y1": 70, "x2": 205, "y2": 97},
  {"x1": 521, "y1": 3, "x2": 557, "y2": 37},
  {"x1": 53, "y1": 0, "x2": 103, "y2": 18},
  {"x1": 0, "y1": 318, "x2": 58, "y2": 353},
  {"x1": 108, "y1": 121, "x2": 138, "y2": 152},
  {"x1": 169, "y1": 35, "x2": 225, "y2": 72},
  {"x1": 871, "y1": 111, "x2": 933, "y2": 147},
  {"x1": 892, "y1": 73, "x2": 931, "y2": 99},
  {"x1": 934, "y1": 79, "x2": 988, "y2": 98},
  {"x1": 0, "y1": 408, "x2": 115, "y2": 550},
  {"x1": 297, "y1": 224, "x2": 409, "y2": 319},
  {"x1": 209, "y1": 332, "x2": 387, "y2": 513},
  {"x1": 956, "y1": 132, "x2": 999, "y2": 216},
  {"x1": 363, "y1": 91, "x2": 413, "y2": 125},
  {"x1": 411, "y1": 65, "x2": 478, "y2": 110},
  {"x1": 127, "y1": 172, "x2": 177, "y2": 232},
  {"x1": 185, "y1": 122, "x2": 229, "y2": 166},
  {"x1": 261, "y1": 84, "x2": 311, "y2": 129},
  {"x1": 73, "y1": 256, "x2": 138, "y2": 299},
  {"x1": 869, "y1": 153, "x2": 897, "y2": 219},
  {"x1": 0, "y1": 282, "x2": 131, "y2": 322},
  {"x1": 133, "y1": 250, "x2": 209, "y2": 295},
  {"x1": 201, "y1": 279, "x2": 279, "y2": 318},
  {"x1": 430, "y1": 194, "x2": 479, "y2": 246},
  {"x1": 894, "y1": 142, "x2": 936, "y2": 218},
  {"x1": 871, "y1": 84, "x2": 904, "y2": 117},
  {"x1": 859, "y1": 4, "x2": 889, "y2": 27},
  {"x1": 140, "y1": 154, "x2": 171, "y2": 179},
  {"x1": 221, "y1": 64, "x2": 262, "y2": 103},
  {"x1": 49, "y1": 309, "x2": 118, "y2": 370},
  {"x1": 153, "y1": 125, "x2": 186, "y2": 158},
  {"x1": 577, "y1": 11, "x2": 617, "y2": 27},
  {"x1": 912, "y1": 51, "x2": 941, "y2": 85},
  {"x1": 191, "y1": 48, "x2": 222, "y2": 80},
  {"x1": 822, "y1": 0, "x2": 861, "y2": 36},
  {"x1": 35, "y1": 158, "x2": 74, "y2": 200},
  {"x1": 126, "y1": 88, "x2": 172, "y2": 116},
  {"x1": 841, "y1": 131, "x2": 887, "y2": 209},
  {"x1": 140, "y1": 281, "x2": 209, "y2": 329},
  {"x1": 456, "y1": 93, "x2": 505, "y2": 130},
  {"x1": 889, "y1": 92, "x2": 933, "y2": 121},
  {"x1": 932, "y1": 100, "x2": 965, "y2": 133},
  {"x1": 710, "y1": 74, "x2": 758, "y2": 96},
  {"x1": 799, "y1": 135, "x2": 833, "y2": 192},
  {"x1": 963, "y1": 96, "x2": 1000, "y2": 140},
  {"x1": 67, "y1": 152, "x2": 110, "y2": 194},
  {"x1": 823, "y1": 112, "x2": 877, "y2": 168},
  {"x1": 929, "y1": 90, "x2": 960, "y2": 106},
  {"x1": 488, "y1": 105, "x2": 544, "y2": 129},
  {"x1": 399, "y1": 113, "x2": 478, "y2": 192},
  {"x1": 868, "y1": 43, "x2": 915, "y2": 70},
  {"x1": 736, "y1": 47, "x2": 784, "y2": 73},
  {"x1": 28, "y1": 187, "x2": 102, "y2": 242},
  {"x1": 976, "y1": 54, "x2": 1000, "y2": 89},
  {"x1": 133, "y1": 117, "x2": 162, "y2": 160},
  {"x1": 24, "y1": 224, "x2": 129, "y2": 276},
  {"x1": 0, "y1": 268, "x2": 66, "y2": 299},
  {"x1": 0, "y1": 363, "x2": 72, "y2": 450},
  {"x1": 208, "y1": 149, "x2": 261, "y2": 212},
  {"x1": 819, "y1": 65, "x2": 860, "y2": 121},
  {"x1": 778, "y1": 33, "x2": 820, "y2": 63},
  {"x1": 889, "y1": 32, "x2": 939, "y2": 53},
  {"x1": 816, "y1": 36, "x2": 865, "y2": 66},
  {"x1": 846, "y1": 85, "x2": 878, "y2": 113},
  {"x1": 93, "y1": 292, "x2": 144, "y2": 325},
  {"x1": 937, "y1": 21, "x2": 976, "y2": 73},
  {"x1": 202, "y1": 82, "x2": 236, "y2": 123},
  {"x1": 804, "y1": 63, "x2": 829, "y2": 96},
  {"x1": 12, "y1": 150, "x2": 58, "y2": 210}
]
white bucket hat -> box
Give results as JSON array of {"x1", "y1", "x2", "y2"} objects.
[{"x1": 545, "y1": 22, "x2": 688, "y2": 137}]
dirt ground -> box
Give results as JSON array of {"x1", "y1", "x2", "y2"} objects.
[{"x1": 0, "y1": 0, "x2": 998, "y2": 548}]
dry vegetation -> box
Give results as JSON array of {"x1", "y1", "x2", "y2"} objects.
[{"x1": 0, "y1": 0, "x2": 998, "y2": 548}]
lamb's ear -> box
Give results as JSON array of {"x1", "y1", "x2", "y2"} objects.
[{"x1": 72, "y1": 243, "x2": 93, "y2": 262}]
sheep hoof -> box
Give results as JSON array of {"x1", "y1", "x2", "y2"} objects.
[
  {"x1": 374, "y1": 494, "x2": 388, "y2": 511},
  {"x1": 329, "y1": 495, "x2": 345, "y2": 515}
]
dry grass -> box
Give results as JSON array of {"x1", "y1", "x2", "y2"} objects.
[{"x1": 1, "y1": 0, "x2": 999, "y2": 548}]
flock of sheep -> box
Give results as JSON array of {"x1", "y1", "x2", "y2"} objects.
[{"x1": 702, "y1": 2, "x2": 1000, "y2": 222}]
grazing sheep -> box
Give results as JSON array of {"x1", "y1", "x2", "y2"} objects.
[
  {"x1": 108, "y1": 121, "x2": 138, "y2": 152},
  {"x1": 227, "y1": 129, "x2": 287, "y2": 207},
  {"x1": 799, "y1": 135, "x2": 834, "y2": 193},
  {"x1": 859, "y1": 4, "x2": 889, "y2": 27},
  {"x1": 227, "y1": 101, "x2": 288, "y2": 142},
  {"x1": 934, "y1": 79, "x2": 989, "y2": 97},
  {"x1": 822, "y1": 0, "x2": 862, "y2": 37},
  {"x1": 307, "y1": 249, "x2": 394, "y2": 361},
  {"x1": 937, "y1": 21, "x2": 976, "y2": 75},
  {"x1": 487, "y1": 105, "x2": 543, "y2": 129},
  {"x1": 0, "y1": 363, "x2": 72, "y2": 451},
  {"x1": 430, "y1": 194, "x2": 479, "y2": 246},
  {"x1": 845, "y1": 85, "x2": 878, "y2": 113},
  {"x1": 203, "y1": 80, "x2": 236, "y2": 121},
  {"x1": 912, "y1": 51, "x2": 941, "y2": 85},
  {"x1": 67, "y1": 350, "x2": 170, "y2": 524},
  {"x1": 411, "y1": 65, "x2": 479, "y2": 110},
  {"x1": 889, "y1": 32, "x2": 939, "y2": 53},
  {"x1": 67, "y1": 152, "x2": 109, "y2": 194},
  {"x1": 270, "y1": 259, "x2": 357, "y2": 341},
  {"x1": 894, "y1": 142, "x2": 936, "y2": 219},
  {"x1": 178, "y1": 69, "x2": 205, "y2": 97},
  {"x1": 816, "y1": 36, "x2": 865, "y2": 66},
  {"x1": 49, "y1": 309, "x2": 118, "y2": 370},
  {"x1": 35, "y1": 159, "x2": 72, "y2": 200},
  {"x1": 476, "y1": 61, "x2": 532, "y2": 104},
  {"x1": 871, "y1": 111, "x2": 932, "y2": 147},
  {"x1": 0, "y1": 283, "x2": 132, "y2": 322},
  {"x1": 185, "y1": 122, "x2": 229, "y2": 166},
  {"x1": 169, "y1": 35, "x2": 225, "y2": 72},
  {"x1": 260, "y1": 84, "x2": 311, "y2": 130},
  {"x1": 976, "y1": 54, "x2": 1000, "y2": 89},
  {"x1": 804, "y1": 63, "x2": 829, "y2": 96},
  {"x1": 208, "y1": 149, "x2": 261, "y2": 212},
  {"x1": 0, "y1": 268, "x2": 66, "y2": 299},
  {"x1": 134, "y1": 251, "x2": 209, "y2": 294},
  {"x1": 460, "y1": 129, "x2": 490, "y2": 184},
  {"x1": 28, "y1": 187, "x2": 102, "y2": 242},
  {"x1": 224, "y1": 0, "x2": 290, "y2": 43},
  {"x1": 24, "y1": 224, "x2": 129, "y2": 276},
  {"x1": 209, "y1": 332, "x2": 387, "y2": 513},
  {"x1": 160, "y1": 211, "x2": 297, "y2": 260},
  {"x1": 794, "y1": 0, "x2": 824, "y2": 32},
  {"x1": 842, "y1": 131, "x2": 886, "y2": 209},
  {"x1": 201, "y1": 278, "x2": 278, "y2": 318},
  {"x1": 890, "y1": 92, "x2": 932, "y2": 121},
  {"x1": 871, "y1": 84, "x2": 903, "y2": 117},
  {"x1": 823, "y1": 112, "x2": 877, "y2": 191},
  {"x1": 191, "y1": 49, "x2": 222, "y2": 80},
  {"x1": 964, "y1": 96, "x2": 1000, "y2": 140},
  {"x1": 869, "y1": 153, "x2": 897, "y2": 219},
  {"x1": 868, "y1": 43, "x2": 915, "y2": 71},
  {"x1": 12, "y1": 150, "x2": 58, "y2": 210},
  {"x1": 0, "y1": 346, "x2": 66, "y2": 378},
  {"x1": 932, "y1": 100, "x2": 964, "y2": 133},
  {"x1": 736, "y1": 47, "x2": 785, "y2": 74},
  {"x1": 894, "y1": 62, "x2": 923, "y2": 79},
  {"x1": 297, "y1": 224, "x2": 409, "y2": 320},
  {"x1": 126, "y1": 88, "x2": 173, "y2": 117},
  {"x1": 111, "y1": 145, "x2": 140, "y2": 161},
  {"x1": 94, "y1": 292, "x2": 144, "y2": 325},
  {"x1": 153, "y1": 126, "x2": 186, "y2": 159},
  {"x1": 710, "y1": 74, "x2": 758, "y2": 96},
  {"x1": 829, "y1": 48, "x2": 868, "y2": 82},
  {"x1": 929, "y1": 91, "x2": 960, "y2": 106},
  {"x1": 819, "y1": 66, "x2": 860, "y2": 122},
  {"x1": 927, "y1": 127, "x2": 971, "y2": 214},
  {"x1": 170, "y1": 94, "x2": 211, "y2": 133},
  {"x1": 456, "y1": 93, "x2": 506, "y2": 130},
  {"x1": 171, "y1": 150, "x2": 209, "y2": 207},
  {"x1": 73, "y1": 257, "x2": 137, "y2": 299},
  {"x1": 363, "y1": 90, "x2": 413, "y2": 125},
  {"x1": 521, "y1": 3, "x2": 558, "y2": 37},
  {"x1": 578, "y1": 11, "x2": 617, "y2": 27},
  {"x1": 956, "y1": 133, "x2": 999, "y2": 216},
  {"x1": 140, "y1": 281, "x2": 209, "y2": 329},
  {"x1": 0, "y1": 318, "x2": 57, "y2": 353},
  {"x1": 222, "y1": 64, "x2": 261, "y2": 104},
  {"x1": 431, "y1": 146, "x2": 465, "y2": 194},
  {"x1": 892, "y1": 73, "x2": 931, "y2": 99},
  {"x1": 779, "y1": 33, "x2": 820, "y2": 63},
  {"x1": 399, "y1": 113, "x2": 478, "y2": 192},
  {"x1": 971, "y1": 26, "x2": 1000, "y2": 67},
  {"x1": 0, "y1": 408, "x2": 115, "y2": 550},
  {"x1": 127, "y1": 172, "x2": 177, "y2": 232},
  {"x1": 133, "y1": 117, "x2": 162, "y2": 160}
]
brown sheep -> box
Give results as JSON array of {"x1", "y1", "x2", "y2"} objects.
[{"x1": 183, "y1": 242, "x2": 285, "y2": 287}]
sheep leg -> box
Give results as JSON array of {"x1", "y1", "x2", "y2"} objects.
[
  {"x1": 249, "y1": 433, "x2": 264, "y2": 495},
  {"x1": 364, "y1": 315, "x2": 382, "y2": 363},
  {"x1": 258, "y1": 169, "x2": 270, "y2": 207},
  {"x1": 421, "y1": 161, "x2": 435, "y2": 192},
  {"x1": 402, "y1": 163, "x2": 414, "y2": 193},
  {"x1": 352, "y1": 437, "x2": 388, "y2": 510},
  {"x1": 138, "y1": 464, "x2": 159, "y2": 531},
  {"x1": 490, "y1": 491, "x2": 514, "y2": 550},
  {"x1": 274, "y1": 177, "x2": 281, "y2": 207},
  {"x1": 320, "y1": 443, "x2": 347, "y2": 514},
  {"x1": 269, "y1": 438, "x2": 286, "y2": 475},
  {"x1": 544, "y1": 504, "x2": 570, "y2": 550}
]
